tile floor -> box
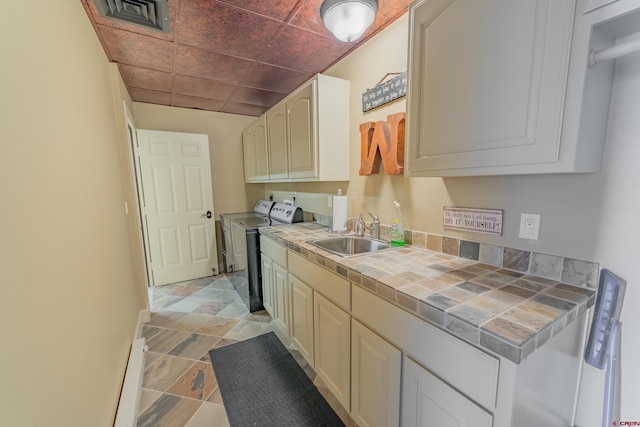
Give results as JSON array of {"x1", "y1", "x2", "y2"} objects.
[{"x1": 137, "y1": 274, "x2": 287, "y2": 427}]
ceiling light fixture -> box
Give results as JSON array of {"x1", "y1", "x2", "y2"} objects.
[{"x1": 320, "y1": 0, "x2": 378, "y2": 43}]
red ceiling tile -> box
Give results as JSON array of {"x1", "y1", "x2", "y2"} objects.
[
  {"x1": 289, "y1": 0, "x2": 330, "y2": 35},
  {"x1": 118, "y1": 64, "x2": 173, "y2": 92},
  {"x1": 173, "y1": 75, "x2": 236, "y2": 100},
  {"x1": 82, "y1": 0, "x2": 412, "y2": 115},
  {"x1": 262, "y1": 25, "x2": 351, "y2": 73},
  {"x1": 179, "y1": 0, "x2": 283, "y2": 59},
  {"x1": 222, "y1": 102, "x2": 269, "y2": 117},
  {"x1": 217, "y1": 0, "x2": 301, "y2": 21},
  {"x1": 129, "y1": 88, "x2": 173, "y2": 105},
  {"x1": 98, "y1": 25, "x2": 174, "y2": 72},
  {"x1": 241, "y1": 64, "x2": 313, "y2": 93},
  {"x1": 229, "y1": 87, "x2": 286, "y2": 107},
  {"x1": 173, "y1": 94, "x2": 227, "y2": 111},
  {"x1": 175, "y1": 45, "x2": 255, "y2": 84}
]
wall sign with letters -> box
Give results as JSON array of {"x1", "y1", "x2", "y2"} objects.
[
  {"x1": 443, "y1": 207, "x2": 503, "y2": 236},
  {"x1": 361, "y1": 71, "x2": 407, "y2": 112}
]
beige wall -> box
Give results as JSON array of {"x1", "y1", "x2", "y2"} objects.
[
  {"x1": 111, "y1": 67, "x2": 150, "y2": 314},
  {"x1": 0, "y1": 1, "x2": 142, "y2": 426},
  {"x1": 270, "y1": 15, "x2": 603, "y2": 263},
  {"x1": 266, "y1": 15, "x2": 640, "y2": 424}
]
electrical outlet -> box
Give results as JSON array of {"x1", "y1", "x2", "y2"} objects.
[{"x1": 519, "y1": 213, "x2": 541, "y2": 240}]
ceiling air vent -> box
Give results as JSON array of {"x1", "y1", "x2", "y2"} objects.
[{"x1": 94, "y1": 0, "x2": 168, "y2": 32}]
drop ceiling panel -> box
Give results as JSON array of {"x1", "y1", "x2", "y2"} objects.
[
  {"x1": 242, "y1": 63, "x2": 312, "y2": 94},
  {"x1": 173, "y1": 75, "x2": 236, "y2": 100},
  {"x1": 98, "y1": 25, "x2": 174, "y2": 72},
  {"x1": 82, "y1": 0, "x2": 412, "y2": 116},
  {"x1": 117, "y1": 64, "x2": 173, "y2": 92},
  {"x1": 178, "y1": 0, "x2": 282, "y2": 59},
  {"x1": 262, "y1": 25, "x2": 352, "y2": 72},
  {"x1": 175, "y1": 45, "x2": 255, "y2": 84}
]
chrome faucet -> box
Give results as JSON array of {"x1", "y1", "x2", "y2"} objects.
[
  {"x1": 360, "y1": 212, "x2": 380, "y2": 239},
  {"x1": 344, "y1": 217, "x2": 366, "y2": 237}
]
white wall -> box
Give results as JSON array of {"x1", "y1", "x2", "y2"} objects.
[{"x1": 575, "y1": 35, "x2": 640, "y2": 426}]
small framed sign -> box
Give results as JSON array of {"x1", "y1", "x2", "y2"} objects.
[
  {"x1": 362, "y1": 71, "x2": 407, "y2": 112},
  {"x1": 443, "y1": 207, "x2": 503, "y2": 236}
]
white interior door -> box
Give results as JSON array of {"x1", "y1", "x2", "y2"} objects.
[{"x1": 136, "y1": 129, "x2": 217, "y2": 286}]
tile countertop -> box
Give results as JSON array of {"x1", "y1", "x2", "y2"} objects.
[{"x1": 260, "y1": 223, "x2": 596, "y2": 364}]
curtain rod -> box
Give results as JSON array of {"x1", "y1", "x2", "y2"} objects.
[{"x1": 589, "y1": 37, "x2": 640, "y2": 67}]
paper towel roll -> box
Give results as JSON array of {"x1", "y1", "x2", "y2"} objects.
[{"x1": 332, "y1": 195, "x2": 348, "y2": 232}]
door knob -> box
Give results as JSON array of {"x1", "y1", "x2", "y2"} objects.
[{"x1": 201, "y1": 211, "x2": 212, "y2": 219}]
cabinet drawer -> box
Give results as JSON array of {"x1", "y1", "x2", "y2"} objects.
[
  {"x1": 288, "y1": 251, "x2": 350, "y2": 311},
  {"x1": 260, "y1": 236, "x2": 287, "y2": 267},
  {"x1": 351, "y1": 286, "x2": 499, "y2": 412},
  {"x1": 402, "y1": 356, "x2": 492, "y2": 427}
]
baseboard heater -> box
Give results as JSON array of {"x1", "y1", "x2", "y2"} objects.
[{"x1": 114, "y1": 337, "x2": 147, "y2": 427}]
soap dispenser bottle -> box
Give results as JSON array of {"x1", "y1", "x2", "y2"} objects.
[{"x1": 390, "y1": 201, "x2": 405, "y2": 247}]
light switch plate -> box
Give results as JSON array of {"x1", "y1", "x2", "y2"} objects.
[{"x1": 519, "y1": 213, "x2": 541, "y2": 240}]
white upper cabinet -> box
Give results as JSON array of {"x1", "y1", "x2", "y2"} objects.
[
  {"x1": 287, "y1": 80, "x2": 318, "y2": 179},
  {"x1": 242, "y1": 125, "x2": 255, "y2": 183},
  {"x1": 243, "y1": 74, "x2": 350, "y2": 183},
  {"x1": 253, "y1": 116, "x2": 269, "y2": 181},
  {"x1": 242, "y1": 115, "x2": 268, "y2": 182},
  {"x1": 405, "y1": 0, "x2": 603, "y2": 176},
  {"x1": 286, "y1": 74, "x2": 350, "y2": 181},
  {"x1": 266, "y1": 100, "x2": 289, "y2": 180}
]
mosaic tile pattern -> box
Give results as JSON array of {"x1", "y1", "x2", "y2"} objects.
[
  {"x1": 261, "y1": 223, "x2": 596, "y2": 363},
  {"x1": 138, "y1": 275, "x2": 355, "y2": 426}
]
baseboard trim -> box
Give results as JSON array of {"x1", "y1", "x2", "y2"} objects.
[
  {"x1": 114, "y1": 337, "x2": 147, "y2": 427},
  {"x1": 113, "y1": 308, "x2": 150, "y2": 427}
]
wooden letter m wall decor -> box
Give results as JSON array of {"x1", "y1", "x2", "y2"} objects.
[{"x1": 359, "y1": 112, "x2": 405, "y2": 175}]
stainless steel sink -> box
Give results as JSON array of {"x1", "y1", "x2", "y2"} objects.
[{"x1": 307, "y1": 236, "x2": 393, "y2": 257}]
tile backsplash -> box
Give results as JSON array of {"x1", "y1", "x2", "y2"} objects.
[
  {"x1": 301, "y1": 201, "x2": 600, "y2": 289},
  {"x1": 382, "y1": 224, "x2": 600, "y2": 288}
]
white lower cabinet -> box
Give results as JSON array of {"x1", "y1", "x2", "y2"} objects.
[
  {"x1": 272, "y1": 262, "x2": 289, "y2": 335},
  {"x1": 351, "y1": 320, "x2": 401, "y2": 427},
  {"x1": 402, "y1": 357, "x2": 492, "y2": 427},
  {"x1": 260, "y1": 237, "x2": 588, "y2": 427},
  {"x1": 314, "y1": 292, "x2": 351, "y2": 411},
  {"x1": 260, "y1": 254, "x2": 274, "y2": 317},
  {"x1": 289, "y1": 273, "x2": 314, "y2": 367},
  {"x1": 260, "y1": 236, "x2": 289, "y2": 335},
  {"x1": 261, "y1": 254, "x2": 289, "y2": 334}
]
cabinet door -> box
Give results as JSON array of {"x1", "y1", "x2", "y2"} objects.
[
  {"x1": 242, "y1": 125, "x2": 256, "y2": 182},
  {"x1": 230, "y1": 222, "x2": 247, "y2": 271},
  {"x1": 406, "y1": 0, "x2": 575, "y2": 176},
  {"x1": 253, "y1": 115, "x2": 269, "y2": 181},
  {"x1": 351, "y1": 320, "x2": 401, "y2": 427},
  {"x1": 273, "y1": 262, "x2": 290, "y2": 335},
  {"x1": 402, "y1": 357, "x2": 492, "y2": 427},
  {"x1": 314, "y1": 292, "x2": 350, "y2": 411},
  {"x1": 222, "y1": 222, "x2": 234, "y2": 272},
  {"x1": 261, "y1": 254, "x2": 274, "y2": 317},
  {"x1": 287, "y1": 80, "x2": 318, "y2": 179},
  {"x1": 267, "y1": 100, "x2": 288, "y2": 180},
  {"x1": 289, "y1": 274, "x2": 314, "y2": 367}
]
